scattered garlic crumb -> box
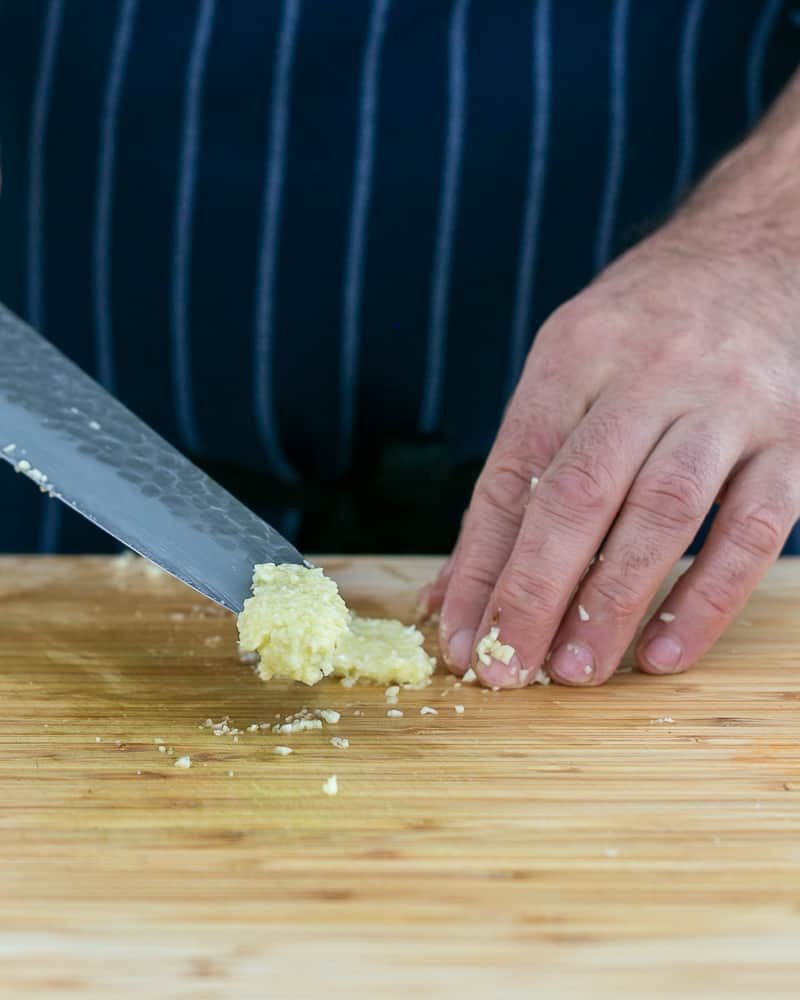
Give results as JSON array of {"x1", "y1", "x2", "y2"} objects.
[
  {"x1": 462, "y1": 668, "x2": 477, "y2": 683},
  {"x1": 353, "y1": 710, "x2": 364, "y2": 717},
  {"x1": 316, "y1": 708, "x2": 340, "y2": 725},
  {"x1": 174, "y1": 756, "x2": 191, "y2": 769},
  {"x1": 529, "y1": 476, "x2": 539, "y2": 491},
  {"x1": 582, "y1": 664, "x2": 592, "y2": 676},
  {"x1": 275, "y1": 719, "x2": 322, "y2": 734},
  {"x1": 233, "y1": 735, "x2": 239, "y2": 743},
  {"x1": 322, "y1": 774, "x2": 338, "y2": 796},
  {"x1": 604, "y1": 848, "x2": 618, "y2": 858},
  {"x1": 533, "y1": 668, "x2": 551, "y2": 685},
  {"x1": 167, "y1": 747, "x2": 174, "y2": 755},
  {"x1": 578, "y1": 604, "x2": 590, "y2": 622},
  {"x1": 330, "y1": 736, "x2": 350, "y2": 749},
  {"x1": 340, "y1": 676, "x2": 357, "y2": 688},
  {"x1": 2, "y1": 443, "x2": 15, "y2": 453},
  {"x1": 385, "y1": 685, "x2": 400, "y2": 702},
  {"x1": 274, "y1": 746, "x2": 294, "y2": 756},
  {"x1": 454, "y1": 704, "x2": 465, "y2": 714},
  {"x1": 136, "y1": 770, "x2": 142, "y2": 776},
  {"x1": 158, "y1": 746, "x2": 166, "y2": 753},
  {"x1": 420, "y1": 706, "x2": 438, "y2": 716},
  {"x1": 88, "y1": 420, "x2": 101, "y2": 430},
  {"x1": 387, "y1": 709, "x2": 403, "y2": 718},
  {"x1": 659, "y1": 612, "x2": 676, "y2": 623},
  {"x1": 476, "y1": 626, "x2": 516, "y2": 666},
  {"x1": 652, "y1": 716, "x2": 675, "y2": 724},
  {"x1": 227, "y1": 770, "x2": 234, "y2": 778}
]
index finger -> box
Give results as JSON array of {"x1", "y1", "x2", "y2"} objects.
[{"x1": 438, "y1": 363, "x2": 593, "y2": 674}]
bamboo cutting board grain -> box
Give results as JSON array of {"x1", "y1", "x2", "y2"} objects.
[{"x1": 0, "y1": 555, "x2": 799, "y2": 998}]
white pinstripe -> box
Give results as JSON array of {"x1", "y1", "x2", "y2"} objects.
[
  {"x1": 26, "y1": 0, "x2": 64, "y2": 331},
  {"x1": 419, "y1": 0, "x2": 470, "y2": 436},
  {"x1": 594, "y1": 0, "x2": 631, "y2": 273},
  {"x1": 747, "y1": 0, "x2": 784, "y2": 126},
  {"x1": 337, "y1": 0, "x2": 392, "y2": 475},
  {"x1": 672, "y1": 0, "x2": 707, "y2": 204},
  {"x1": 506, "y1": 0, "x2": 552, "y2": 393},
  {"x1": 92, "y1": 0, "x2": 139, "y2": 393},
  {"x1": 27, "y1": 0, "x2": 66, "y2": 554},
  {"x1": 253, "y1": 0, "x2": 302, "y2": 485},
  {"x1": 171, "y1": 0, "x2": 217, "y2": 455}
]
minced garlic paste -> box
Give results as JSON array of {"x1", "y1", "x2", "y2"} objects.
[
  {"x1": 333, "y1": 615, "x2": 434, "y2": 687},
  {"x1": 237, "y1": 563, "x2": 435, "y2": 687}
]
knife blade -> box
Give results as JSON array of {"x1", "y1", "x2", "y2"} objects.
[{"x1": 0, "y1": 302, "x2": 304, "y2": 612}]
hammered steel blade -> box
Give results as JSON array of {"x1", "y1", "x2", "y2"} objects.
[{"x1": 0, "y1": 303, "x2": 304, "y2": 612}]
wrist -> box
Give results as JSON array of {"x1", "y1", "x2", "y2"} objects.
[{"x1": 675, "y1": 70, "x2": 800, "y2": 236}]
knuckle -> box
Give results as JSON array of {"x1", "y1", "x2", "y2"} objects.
[
  {"x1": 451, "y1": 555, "x2": 501, "y2": 598},
  {"x1": 473, "y1": 455, "x2": 532, "y2": 525},
  {"x1": 585, "y1": 572, "x2": 642, "y2": 622},
  {"x1": 547, "y1": 296, "x2": 602, "y2": 342},
  {"x1": 692, "y1": 571, "x2": 741, "y2": 619},
  {"x1": 498, "y1": 564, "x2": 562, "y2": 624},
  {"x1": 630, "y1": 467, "x2": 709, "y2": 532},
  {"x1": 541, "y1": 453, "x2": 612, "y2": 523},
  {"x1": 630, "y1": 436, "x2": 723, "y2": 534},
  {"x1": 723, "y1": 497, "x2": 789, "y2": 560}
]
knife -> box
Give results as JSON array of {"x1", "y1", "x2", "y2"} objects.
[{"x1": 0, "y1": 302, "x2": 304, "y2": 613}]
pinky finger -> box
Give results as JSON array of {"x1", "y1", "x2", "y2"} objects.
[{"x1": 636, "y1": 449, "x2": 798, "y2": 675}]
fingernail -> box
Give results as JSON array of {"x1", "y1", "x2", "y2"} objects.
[
  {"x1": 642, "y1": 635, "x2": 683, "y2": 672},
  {"x1": 477, "y1": 654, "x2": 525, "y2": 689},
  {"x1": 549, "y1": 641, "x2": 595, "y2": 684},
  {"x1": 447, "y1": 628, "x2": 475, "y2": 671}
]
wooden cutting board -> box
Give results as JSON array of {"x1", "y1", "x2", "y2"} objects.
[{"x1": 0, "y1": 555, "x2": 799, "y2": 998}]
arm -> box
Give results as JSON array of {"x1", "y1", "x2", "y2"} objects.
[{"x1": 427, "y1": 68, "x2": 800, "y2": 688}]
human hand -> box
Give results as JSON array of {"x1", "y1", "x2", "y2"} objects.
[{"x1": 422, "y1": 110, "x2": 800, "y2": 688}]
